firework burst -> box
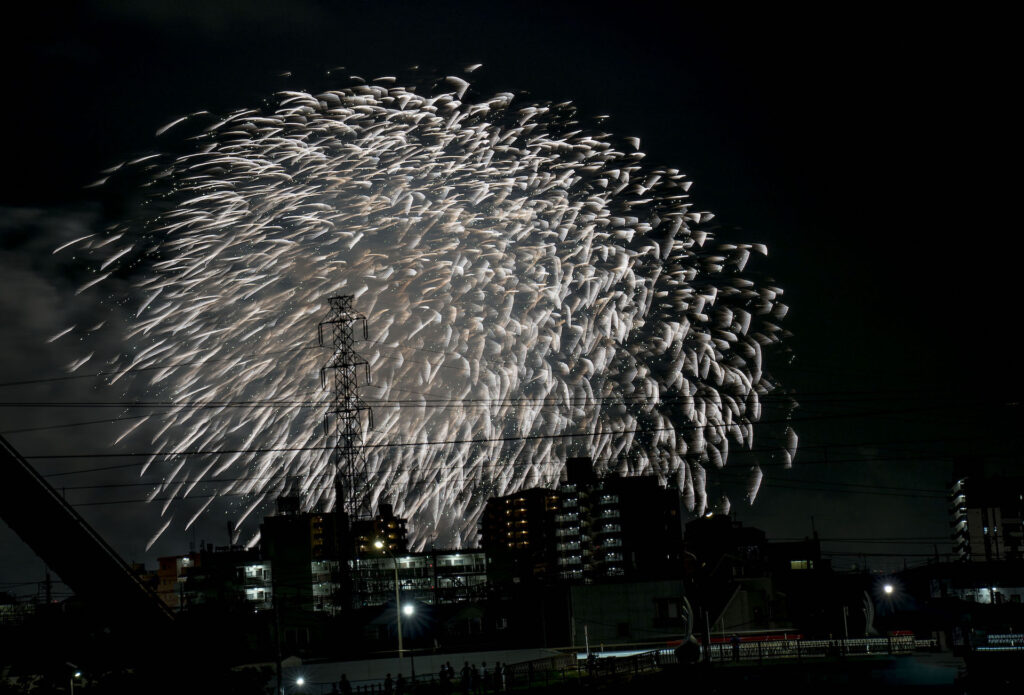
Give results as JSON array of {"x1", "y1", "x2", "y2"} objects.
[{"x1": 56, "y1": 72, "x2": 793, "y2": 549}]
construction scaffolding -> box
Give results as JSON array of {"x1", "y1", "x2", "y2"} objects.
[{"x1": 318, "y1": 295, "x2": 373, "y2": 520}]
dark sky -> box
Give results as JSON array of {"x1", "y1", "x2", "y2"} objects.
[{"x1": 1, "y1": 1, "x2": 1018, "y2": 594}]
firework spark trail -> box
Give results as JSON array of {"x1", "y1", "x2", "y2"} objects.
[{"x1": 56, "y1": 73, "x2": 793, "y2": 549}]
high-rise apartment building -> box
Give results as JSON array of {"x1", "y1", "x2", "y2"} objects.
[
  {"x1": 481, "y1": 487, "x2": 561, "y2": 584},
  {"x1": 351, "y1": 549, "x2": 487, "y2": 607},
  {"x1": 351, "y1": 502, "x2": 409, "y2": 557},
  {"x1": 482, "y1": 457, "x2": 686, "y2": 584},
  {"x1": 950, "y1": 465, "x2": 1024, "y2": 562}
]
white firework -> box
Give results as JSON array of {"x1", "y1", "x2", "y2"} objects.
[{"x1": 57, "y1": 73, "x2": 793, "y2": 549}]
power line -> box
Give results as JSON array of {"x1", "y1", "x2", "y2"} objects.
[
  {"x1": 1, "y1": 389, "x2": 1018, "y2": 408},
  {"x1": 41, "y1": 453, "x2": 960, "y2": 510},
  {"x1": 773, "y1": 537, "x2": 950, "y2": 543},
  {"x1": 15, "y1": 402, "x2": 1001, "y2": 463},
  {"x1": 40, "y1": 466, "x2": 950, "y2": 496},
  {"x1": 0, "y1": 344, "x2": 323, "y2": 389},
  {"x1": 820, "y1": 551, "x2": 951, "y2": 558},
  {"x1": 1, "y1": 413, "x2": 153, "y2": 435},
  {"x1": 31, "y1": 446, "x2": 958, "y2": 479}
]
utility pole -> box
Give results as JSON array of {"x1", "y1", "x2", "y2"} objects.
[
  {"x1": 273, "y1": 594, "x2": 283, "y2": 695},
  {"x1": 319, "y1": 296, "x2": 372, "y2": 520}
]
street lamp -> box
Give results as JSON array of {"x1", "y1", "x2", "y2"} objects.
[
  {"x1": 403, "y1": 603, "x2": 417, "y2": 681},
  {"x1": 70, "y1": 671, "x2": 82, "y2": 694},
  {"x1": 374, "y1": 539, "x2": 404, "y2": 659}
]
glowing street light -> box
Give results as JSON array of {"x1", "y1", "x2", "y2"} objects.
[
  {"x1": 375, "y1": 539, "x2": 405, "y2": 658},
  {"x1": 883, "y1": 584, "x2": 894, "y2": 596},
  {"x1": 402, "y1": 603, "x2": 418, "y2": 681}
]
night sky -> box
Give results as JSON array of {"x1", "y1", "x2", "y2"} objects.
[{"x1": 1, "y1": 1, "x2": 1018, "y2": 594}]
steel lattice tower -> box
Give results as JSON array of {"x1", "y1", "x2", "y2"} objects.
[{"x1": 319, "y1": 296, "x2": 373, "y2": 520}]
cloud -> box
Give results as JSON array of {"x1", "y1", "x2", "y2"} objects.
[
  {"x1": 0, "y1": 206, "x2": 209, "y2": 584},
  {"x1": 91, "y1": 0, "x2": 334, "y2": 35}
]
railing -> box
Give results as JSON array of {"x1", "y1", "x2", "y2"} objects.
[
  {"x1": 581, "y1": 650, "x2": 662, "y2": 678},
  {"x1": 314, "y1": 652, "x2": 578, "y2": 693},
  {"x1": 296, "y1": 637, "x2": 942, "y2": 693},
  {"x1": 974, "y1": 633, "x2": 1024, "y2": 651},
  {"x1": 503, "y1": 653, "x2": 577, "y2": 685},
  {"x1": 654, "y1": 634, "x2": 935, "y2": 665}
]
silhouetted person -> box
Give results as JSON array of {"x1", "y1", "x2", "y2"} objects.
[
  {"x1": 384, "y1": 673, "x2": 394, "y2": 695},
  {"x1": 460, "y1": 662, "x2": 471, "y2": 695},
  {"x1": 340, "y1": 674, "x2": 352, "y2": 695},
  {"x1": 494, "y1": 662, "x2": 505, "y2": 692},
  {"x1": 396, "y1": 673, "x2": 406, "y2": 695},
  {"x1": 445, "y1": 661, "x2": 455, "y2": 692},
  {"x1": 731, "y1": 634, "x2": 741, "y2": 661}
]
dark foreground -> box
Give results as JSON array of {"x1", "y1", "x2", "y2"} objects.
[{"x1": 7, "y1": 650, "x2": 1022, "y2": 693}]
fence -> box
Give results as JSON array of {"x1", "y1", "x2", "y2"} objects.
[
  {"x1": 974, "y1": 633, "x2": 1024, "y2": 651},
  {"x1": 501, "y1": 652, "x2": 578, "y2": 690},
  {"x1": 315, "y1": 652, "x2": 578, "y2": 693},
  {"x1": 653, "y1": 634, "x2": 936, "y2": 666},
  {"x1": 295, "y1": 637, "x2": 940, "y2": 692}
]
